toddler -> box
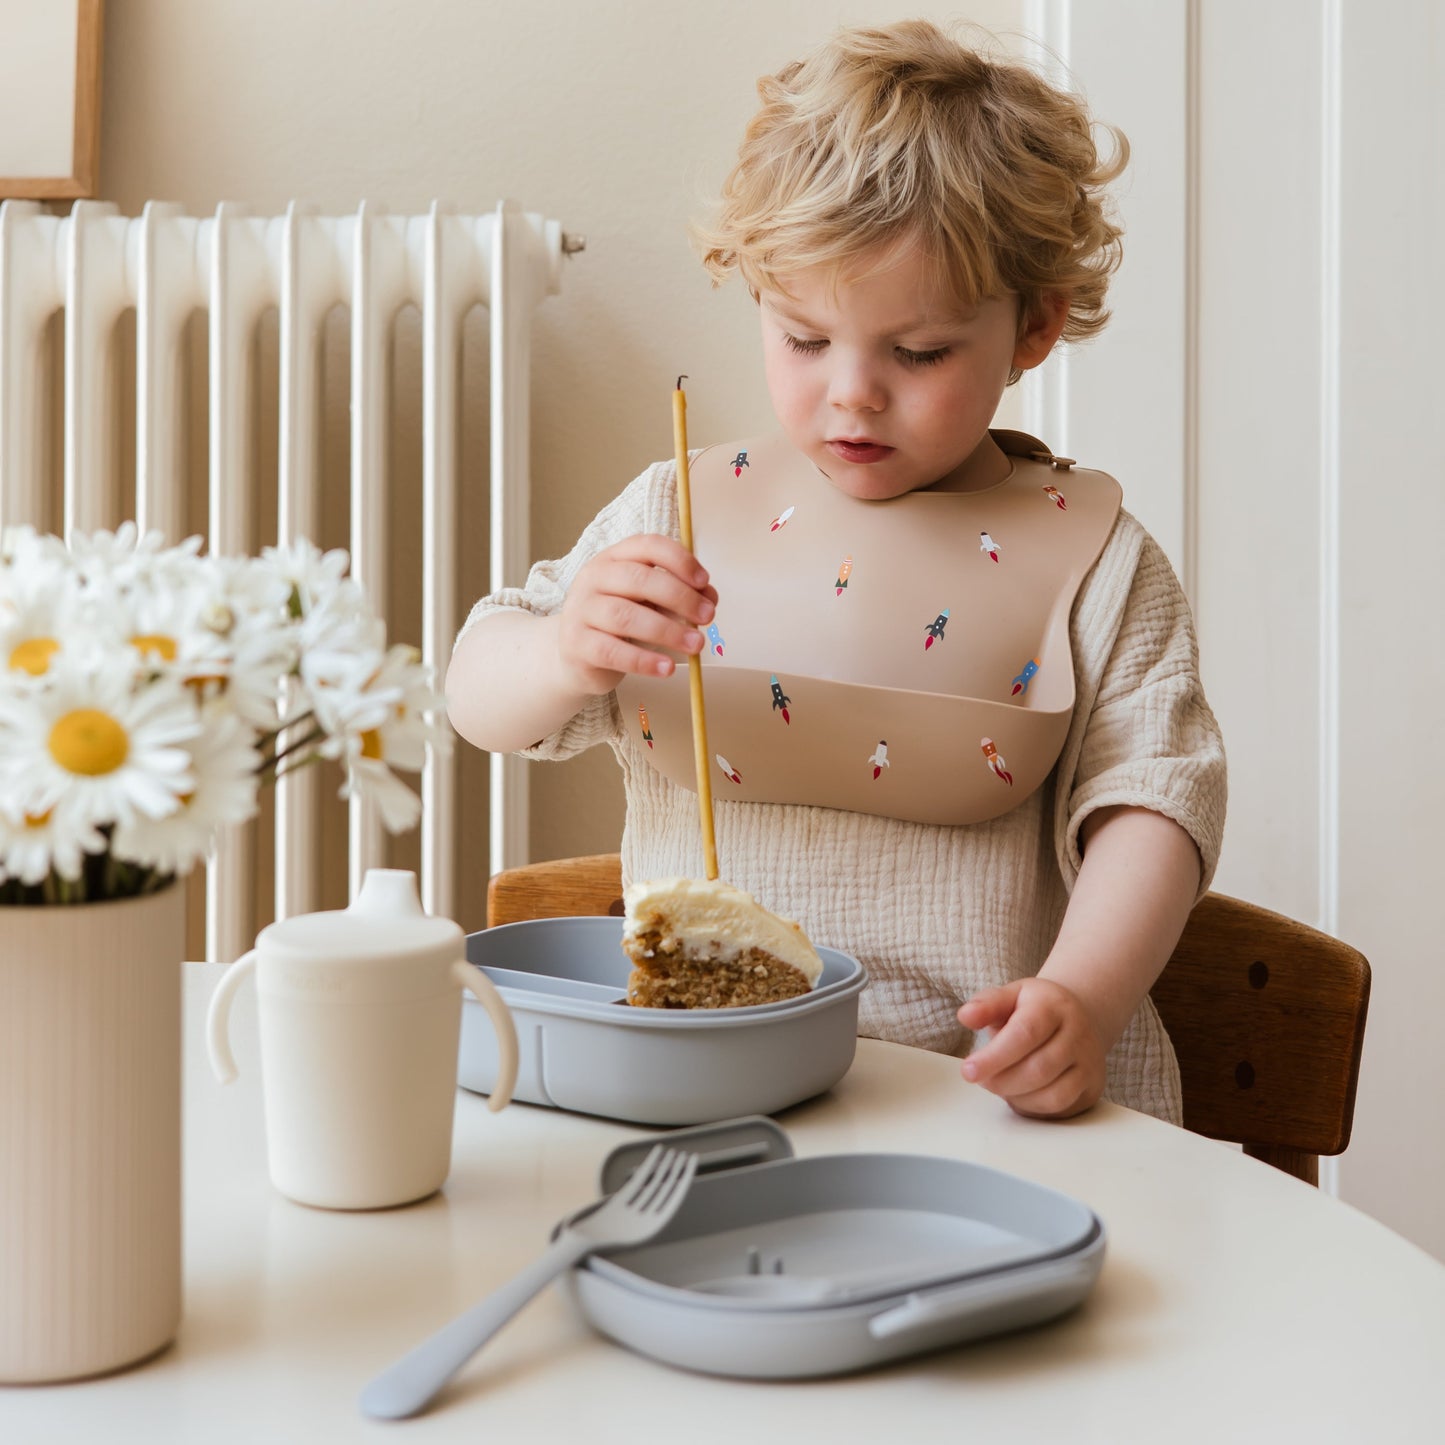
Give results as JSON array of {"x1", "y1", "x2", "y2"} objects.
[{"x1": 447, "y1": 20, "x2": 1226, "y2": 1124}]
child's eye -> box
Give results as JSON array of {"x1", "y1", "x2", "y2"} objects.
[
  {"x1": 782, "y1": 333, "x2": 827, "y2": 355},
  {"x1": 897, "y1": 346, "x2": 950, "y2": 367}
]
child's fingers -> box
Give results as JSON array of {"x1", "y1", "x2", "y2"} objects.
[
  {"x1": 956, "y1": 981, "x2": 1021, "y2": 1032},
  {"x1": 1004, "y1": 1064, "x2": 1089, "y2": 1120},
  {"x1": 969, "y1": 1027, "x2": 1072, "y2": 1098},
  {"x1": 593, "y1": 555, "x2": 715, "y2": 628},
  {"x1": 574, "y1": 627, "x2": 685, "y2": 680},
  {"x1": 575, "y1": 606, "x2": 700, "y2": 675},
  {"x1": 961, "y1": 1005, "x2": 1061, "y2": 1084},
  {"x1": 606, "y1": 534, "x2": 713, "y2": 600}
]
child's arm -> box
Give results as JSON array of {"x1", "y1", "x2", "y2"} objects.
[
  {"x1": 957, "y1": 804, "x2": 1201, "y2": 1118},
  {"x1": 447, "y1": 534, "x2": 716, "y2": 755}
]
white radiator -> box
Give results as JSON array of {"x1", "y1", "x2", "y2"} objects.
[{"x1": 0, "y1": 198, "x2": 577, "y2": 959}]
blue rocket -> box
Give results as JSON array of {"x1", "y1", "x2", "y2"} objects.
[{"x1": 1011, "y1": 657, "x2": 1041, "y2": 696}]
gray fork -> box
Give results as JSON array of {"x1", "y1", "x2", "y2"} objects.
[{"x1": 359, "y1": 1144, "x2": 698, "y2": 1420}]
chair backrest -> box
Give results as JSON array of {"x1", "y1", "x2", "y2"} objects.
[
  {"x1": 1148, "y1": 891, "x2": 1370, "y2": 1184},
  {"x1": 487, "y1": 856, "x2": 1371, "y2": 1185}
]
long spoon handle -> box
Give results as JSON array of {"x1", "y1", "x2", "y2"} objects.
[{"x1": 358, "y1": 1232, "x2": 589, "y2": 1420}]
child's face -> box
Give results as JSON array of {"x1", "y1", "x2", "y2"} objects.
[{"x1": 759, "y1": 238, "x2": 1062, "y2": 499}]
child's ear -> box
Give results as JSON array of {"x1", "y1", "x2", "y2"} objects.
[{"x1": 1012, "y1": 293, "x2": 1070, "y2": 372}]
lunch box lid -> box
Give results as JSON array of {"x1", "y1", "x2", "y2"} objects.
[{"x1": 582, "y1": 1117, "x2": 1103, "y2": 1317}]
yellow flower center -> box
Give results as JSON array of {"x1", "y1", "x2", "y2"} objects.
[
  {"x1": 130, "y1": 633, "x2": 178, "y2": 662},
  {"x1": 9, "y1": 636, "x2": 61, "y2": 675},
  {"x1": 48, "y1": 708, "x2": 130, "y2": 777},
  {"x1": 360, "y1": 728, "x2": 385, "y2": 760}
]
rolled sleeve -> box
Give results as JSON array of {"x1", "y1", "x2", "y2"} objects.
[{"x1": 1055, "y1": 523, "x2": 1227, "y2": 900}]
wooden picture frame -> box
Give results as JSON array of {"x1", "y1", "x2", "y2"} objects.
[{"x1": 0, "y1": 0, "x2": 105, "y2": 200}]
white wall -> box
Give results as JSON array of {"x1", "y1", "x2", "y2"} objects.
[{"x1": 1033, "y1": 0, "x2": 1445, "y2": 1263}]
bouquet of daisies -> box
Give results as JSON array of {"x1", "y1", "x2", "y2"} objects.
[{"x1": 0, "y1": 523, "x2": 449, "y2": 905}]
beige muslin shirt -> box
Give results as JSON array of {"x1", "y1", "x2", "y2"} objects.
[{"x1": 457, "y1": 457, "x2": 1227, "y2": 1124}]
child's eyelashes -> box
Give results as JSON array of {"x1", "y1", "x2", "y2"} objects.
[
  {"x1": 780, "y1": 333, "x2": 951, "y2": 367},
  {"x1": 782, "y1": 333, "x2": 827, "y2": 355},
  {"x1": 897, "y1": 346, "x2": 950, "y2": 367}
]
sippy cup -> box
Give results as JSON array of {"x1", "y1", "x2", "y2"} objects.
[{"x1": 206, "y1": 869, "x2": 519, "y2": 1210}]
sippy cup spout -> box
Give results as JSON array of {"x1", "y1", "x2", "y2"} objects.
[{"x1": 351, "y1": 868, "x2": 426, "y2": 920}]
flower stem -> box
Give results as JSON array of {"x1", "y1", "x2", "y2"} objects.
[
  {"x1": 271, "y1": 753, "x2": 326, "y2": 783},
  {"x1": 257, "y1": 723, "x2": 325, "y2": 779}
]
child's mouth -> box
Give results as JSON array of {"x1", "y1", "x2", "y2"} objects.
[{"x1": 827, "y1": 439, "x2": 894, "y2": 465}]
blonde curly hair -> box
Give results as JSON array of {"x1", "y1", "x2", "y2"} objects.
[{"x1": 693, "y1": 20, "x2": 1128, "y2": 366}]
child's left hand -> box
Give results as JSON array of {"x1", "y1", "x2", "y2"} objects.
[{"x1": 956, "y1": 978, "x2": 1107, "y2": 1119}]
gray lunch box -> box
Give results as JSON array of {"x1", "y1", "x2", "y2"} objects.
[
  {"x1": 457, "y1": 917, "x2": 867, "y2": 1125},
  {"x1": 565, "y1": 1117, "x2": 1106, "y2": 1378}
]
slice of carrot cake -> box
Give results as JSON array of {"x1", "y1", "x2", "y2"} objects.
[{"x1": 621, "y1": 876, "x2": 824, "y2": 1008}]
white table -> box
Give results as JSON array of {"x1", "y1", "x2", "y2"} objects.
[{"x1": 4, "y1": 964, "x2": 1443, "y2": 1444}]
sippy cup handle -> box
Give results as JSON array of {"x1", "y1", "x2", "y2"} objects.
[
  {"x1": 206, "y1": 949, "x2": 258, "y2": 1085},
  {"x1": 451, "y1": 960, "x2": 520, "y2": 1112}
]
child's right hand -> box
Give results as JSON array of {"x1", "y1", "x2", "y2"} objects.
[{"x1": 557, "y1": 534, "x2": 718, "y2": 695}]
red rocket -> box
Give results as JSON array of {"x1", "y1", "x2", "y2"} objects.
[
  {"x1": 979, "y1": 531, "x2": 1000, "y2": 563},
  {"x1": 716, "y1": 753, "x2": 742, "y2": 784},
  {"x1": 770, "y1": 505, "x2": 795, "y2": 532},
  {"x1": 868, "y1": 740, "x2": 890, "y2": 780},
  {"x1": 1043, "y1": 484, "x2": 1067, "y2": 511}
]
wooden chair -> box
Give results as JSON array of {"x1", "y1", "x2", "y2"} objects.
[{"x1": 487, "y1": 855, "x2": 1371, "y2": 1186}]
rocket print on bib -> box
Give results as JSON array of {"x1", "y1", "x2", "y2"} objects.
[
  {"x1": 868, "y1": 740, "x2": 890, "y2": 780},
  {"x1": 834, "y1": 555, "x2": 853, "y2": 595},
  {"x1": 638, "y1": 703, "x2": 654, "y2": 748},
  {"x1": 730, "y1": 450, "x2": 749, "y2": 476},
  {"x1": 1043, "y1": 484, "x2": 1067, "y2": 510},
  {"x1": 705, "y1": 622, "x2": 726, "y2": 656},
  {"x1": 1011, "y1": 658, "x2": 1040, "y2": 696},
  {"x1": 979, "y1": 531, "x2": 1000, "y2": 563},
  {"x1": 769, "y1": 505, "x2": 794, "y2": 532},
  {"x1": 981, "y1": 738, "x2": 1012, "y2": 785},
  {"x1": 716, "y1": 754, "x2": 742, "y2": 785},
  {"x1": 924, "y1": 608, "x2": 950, "y2": 650},
  {"x1": 769, "y1": 675, "x2": 791, "y2": 724}
]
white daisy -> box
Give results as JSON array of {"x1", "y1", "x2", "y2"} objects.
[
  {"x1": 1, "y1": 537, "x2": 87, "y2": 682},
  {"x1": 0, "y1": 566, "x2": 85, "y2": 682},
  {"x1": 0, "y1": 795, "x2": 108, "y2": 886},
  {"x1": 0, "y1": 651, "x2": 200, "y2": 829},
  {"x1": 309, "y1": 645, "x2": 449, "y2": 763},
  {"x1": 1, "y1": 523, "x2": 70, "y2": 573},
  {"x1": 66, "y1": 522, "x2": 179, "y2": 592},
  {"x1": 299, "y1": 644, "x2": 449, "y2": 834},
  {"x1": 112, "y1": 703, "x2": 261, "y2": 874},
  {"x1": 339, "y1": 756, "x2": 423, "y2": 832},
  {"x1": 260, "y1": 538, "x2": 351, "y2": 612}
]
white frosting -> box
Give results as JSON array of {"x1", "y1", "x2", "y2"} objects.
[{"x1": 622, "y1": 877, "x2": 824, "y2": 988}]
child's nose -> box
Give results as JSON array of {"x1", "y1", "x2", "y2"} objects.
[{"x1": 827, "y1": 357, "x2": 886, "y2": 414}]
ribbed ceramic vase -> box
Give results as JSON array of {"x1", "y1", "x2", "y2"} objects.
[{"x1": 0, "y1": 884, "x2": 186, "y2": 1383}]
